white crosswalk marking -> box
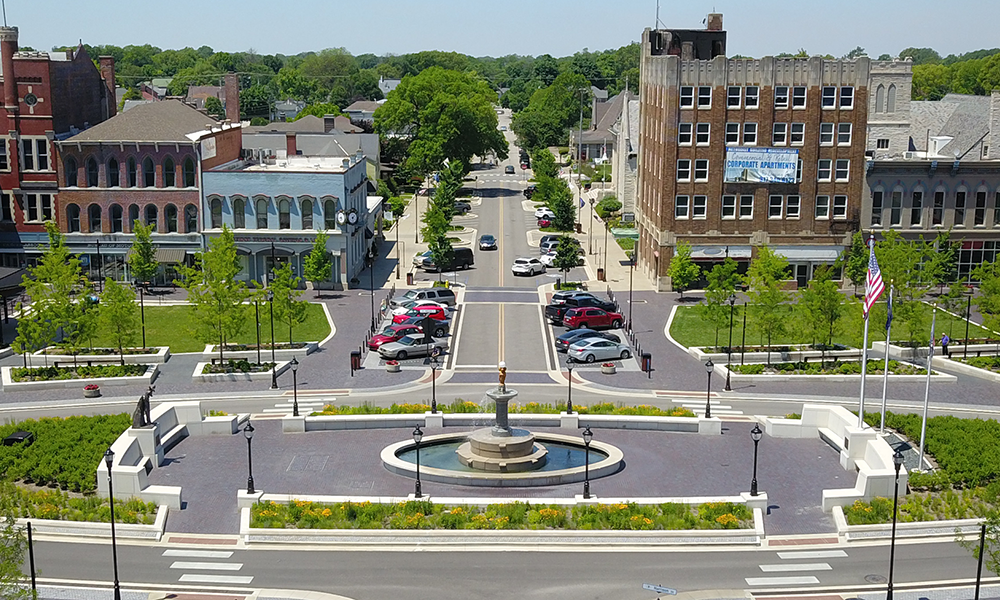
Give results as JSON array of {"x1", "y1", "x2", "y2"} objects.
[
  {"x1": 759, "y1": 563, "x2": 832, "y2": 572},
  {"x1": 162, "y1": 549, "x2": 233, "y2": 559},
  {"x1": 163, "y1": 548, "x2": 252, "y2": 584},
  {"x1": 680, "y1": 402, "x2": 743, "y2": 416},
  {"x1": 776, "y1": 550, "x2": 848, "y2": 559},
  {"x1": 745, "y1": 576, "x2": 820, "y2": 586},
  {"x1": 263, "y1": 400, "x2": 326, "y2": 414},
  {"x1": 170, "y1": 561, "x2": 243, "y2": 571},
  {"x1": 178, "y1": 574, "x2": 254, "y2": 584},
  {"x1": 747, "y1": 547, "x2": 847, "y2": 586}
]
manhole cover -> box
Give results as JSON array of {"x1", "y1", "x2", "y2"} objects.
[{"x1": 865, "y1": 574, "x2": 887, "y2": 584}]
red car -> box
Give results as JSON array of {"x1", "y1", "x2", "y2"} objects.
[
  {"x1": 537, "y1": 218, "x2": 552, "y2": 228},
  {"x1": 562, "y1": 307, "x2": 624, "y2": 330},
  {"x1": 392, "y1": 305, "x2": 448, "y2": 323},
  {"x1": 369, "y1": 324, "x2": 423, "y2": 350}
]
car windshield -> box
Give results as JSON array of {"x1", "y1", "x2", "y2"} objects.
[
  {"x1": 380, "y1": 327, "x2": 396, "y2": 335},
  {"x1": 403, "y1": 290, "x2": 419, "y2": 299},
  {"x1": 397, "y1": 336, "x2": 417, "y2": 346}
]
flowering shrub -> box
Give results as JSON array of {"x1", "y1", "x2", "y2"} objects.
[
  {"x1": 385, "y1": 360, "x2": 400, "y2": 366},
  {"x1": 601, "y1": 362, "x2": 615, "y2": 368},
  {"x1": 312, "y1": 400, "x2": 696, "y2": 417},
  {"x1": 84, "y1": 384, "x2": 100, "y2": 391}
]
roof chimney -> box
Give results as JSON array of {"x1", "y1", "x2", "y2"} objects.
[
  {"x1": 706, "y1": 13, "x2": 723, "y2": 31},
  {"x1": 0, "y1": 27, "x2": 18, "y2": 113},
  {"x1": 99, "y1": 56, "x2": 117, "y2": 119},
  {"x1": 286, "y1": 131, "x2": 297, "y2": 156},
  {"x1": 223, "y1": 73, "x2": 240, "y2": 124}
]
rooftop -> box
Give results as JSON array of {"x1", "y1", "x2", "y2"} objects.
[
  {"x1": 64, "y1": 99, "x2": 221, "y2": 143},
  {"x1": 220, "y1": 154, "x2": 359, "y2": 174}
]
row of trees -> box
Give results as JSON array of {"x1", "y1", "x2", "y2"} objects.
[
  {"x1": 529, "y1": 149, "x2": 583, "y2": 280},
  {"x1": 512, "y1": 71, "x2": 592, "y2": 152},
  {"x1": 420, "y1": 162, "x2": 464, "y2": 279}
]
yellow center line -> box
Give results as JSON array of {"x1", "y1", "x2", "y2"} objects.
[
  {"x1": 499, "y1": 303, "x2": 505, "y2": 364},
  {"x1": 498, "y1": 185, "x2": 505, "y2": 363}
]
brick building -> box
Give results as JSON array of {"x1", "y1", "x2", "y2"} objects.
[
  {"x1": 635, "y1": 15, "x2": 870, "y2": 290},
  {"x1": 0, "y1": 25, "x2": 116, "y2": 268}
]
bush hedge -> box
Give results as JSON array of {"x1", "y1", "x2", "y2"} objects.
[
  {"x1": 960, "y1": 356, "x2": 1000, "y2": 373},
  {"x1": 731, "y1": 360, "x2": 924, "y2": 376},
  {"x1": 1, "y1": 481, "x2": 158, "y2": 524},
  {"x1": 12, "y1": 364, "x2": 146, "y2": 382},
  {"x1": 843, "y1": 484, "x2": 998, "y2": 525}
]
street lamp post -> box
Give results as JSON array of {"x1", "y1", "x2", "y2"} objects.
[
  {"x1": 103, "y1": 449, "x2": 122, "y2": 600},
  {"x1": 367, "y1": 249, "x2": 375, "y2": 331},
  {"x1": 582, "y1": 426, "x2": 593, "y2": 499},
  {"x1": 244, "y1": 421, "x2": 255, "y2": 494},
  {"x1": 704, "y1": 359, "x2": 714, "y2": 419},
  {"x1": 138, "y1": 283, "x2": 146, "y2": 349},
  {"x1": 588, "y1": 198, "x2": 596, "y2": 255},
  {"x1": 395, "y1": 209, "x2": 401, "y2": 280},
  {"x1": 750, "y1": 424, "x2": 762, "y2": 496},
  {"x1": 267, "y1": 289, "x2": 276, "y2": 389},
  {"x1": 566, "y1": 365, "x2": 573, "y2": 413},
  {"x1": 628, "y1": 250, "x2": 635, "y2": 331},
  {"x1": 603, "y1": 220, "x2": 609, "y2": 276},
  {"x1": 95, "y1": 238, "x2": 103, "y2": 292},
  {"x1": 886, "y1": 449, "x2": 904, "y2": 600},
  {"x1": 430, "y1": 355, "x2": 439, "y2": 413},
  {"x1": 290, "y1": 357, "x2": 299, "y2": 417},
  {"x1": 725, "y1": 294, "x2": 736, "y2": 391},
  {"x1": 254, "y1": 299, "x2": 261, "y2": 366},
  {"x1": 412, "y1": 425, "x2": 423, "y2": 498}
]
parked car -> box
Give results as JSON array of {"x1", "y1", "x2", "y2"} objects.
[
  {"x1": 421, "y1": 247, "x2": 475, "y2": 272},
  {"x1": 550, "y1": 290, "x2": 595, "y2": 305},
  {"x1": 567, "y1": 338, "x2": 632, "y2": 363},
  {"x1": 534, "y1": 207, "x2": 556, "y2": 220},
  {"x1": 369, "y1": 324, "x2": 427, "y2": 350},
  {"x1": 511, "y1": 257, "x2": 546, "y2": 276},
  {"x1": 378, "y1": 335, "x2": 449, "y2": 361},
  {"x1": 505, "y1": 165, "x2": 515, "y2": 174},
  {"x1": 391, "y1": 299, "x2": 450, "y2": 317},
  {"x1": 539, "y1": 234, "x2": 560, "y2": 247},
  {"x1": 523, "y1": 185, "x2": 537, "y2": 199},
  {"x1": 454, "y1": 201, "x2": 472, "y2": 215},
  {"x1": 540, "y1": 250, "x2": 584, "y2": 268},
  {"x1": 396, "y1": 315, "x2": 451, "y2": 337},
  {"x1": 562, "y1": 307, "x2": 624, "y2": 330},
  {"x1": 412, "y1": 250, "x2": 432, "y2": 267},
  {"x1": 554, "y1": 328, "x2": 621, "y2": 353},
  {"x1": 499, "y1": 125, "x2": 507, "y2": 131},
  {"x1": 389, "y1": 287, "x2": 457, "y2": 308},
  {"x1": 479, "y1": 234, "x2": 498, "y2": 250},
  {"x1": 539, "y1": 239, "x2": 561, "y2": 254},
  {"x1": 546, "y1": 296, "x2": 617, "y2": 325},
  {"x1": 537, "y1": 218, "x2": 552, "y2": 228},
  {"x1": 392, "y1": 304, "x2": 450, "y2": 323}
]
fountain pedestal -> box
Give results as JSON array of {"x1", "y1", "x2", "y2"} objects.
[{"x1": 456, "y1": 387, "x2": 548, "y2": 472}]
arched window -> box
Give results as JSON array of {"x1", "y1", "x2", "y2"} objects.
[
  {"x1": 256, "y1": 197, "x2": 269, "y2": 229},
  {"x1": 88, "y1": 204, "x2": 101, "y2": 232},
  {"x1": 874, "y1": 85, "x2": 884, "y2": 114},
  {"x1": 887, "y1": 84, "x2": 897, "y2": 113},
  {"x1": 185, "y1": 204, "x2": 198, "y2": 233},
  {"x1": 232, "y1": 197, "x2": 246, "y2": 229},
  {"x1": 278, "y1": 197, "x2": 291, "y2": 229},
  {"x1": 110, "y1": 204, "x2": 123, "y2": 233},
  {"x1": 300, "y1": 198, "x2": 313, "y2": 229},
  {"x1": 142, "y1": 157, "x2": 155, "y2": 187},
  {"x1": 324, "y1": 198, "x2": 337, "y2": 229},
  {"x1": 163, "y1": 156, "x2": 175, "y2": 187},
  {"x1": 210, "y1": 197, "x2": 223, "y2": 229},
  {"x1": 65, "y1": 157, "x2": 78, "y2": 187},
  {"x1": 87, "y1": 157, "x2": 99, "y2": 187},
  {"x1": 107, "y1": 158, "x2": 120, "y2": 187},
  {"x1": 66, "y1": 204, "x2": 81, "y2": 232},
  {"x1": 128, "y1": 204, "x2": 140, "y2": 231},
  {"x1": 145, "y1": 204, "x2": 158, "y2": 230},
  {"x1": 127, "y1": 157, "x2": 137, "y2": 187},
  {"x1": 165, "y1": 204, "x2": 178, "y2": 232},
  {"x1": 183, "y1": 157, "x2": 196, "y2": 187}
]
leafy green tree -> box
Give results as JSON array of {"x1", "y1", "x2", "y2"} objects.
[
  {"x1": 899, "y1": 47, "x2": 942, "y2": 64},
  {"x1": 798, "y1": 265, "x2": 844, "y2": 364},
  {"x1": 292, "y1": 102, "x2": 342, "y2": 121},
  {"x1": 512, "y1": 71, "x2": 590, "y2": 151},
  {"x1": 0, "y1": 491, "x2": 31, "y2": 600},
  {"x1": 240, "y1": 83, "x2": 272, "y2": 120},
  {"x1": 530, "y1": 149, "x2": 559, "y2": 179},
  {"x1": 533, "y1": 54, "x2": 560, "y2": 86},
  {"x1": 303, "y1": 231, "x2": 333, "y2": 297},
  {"x1": 99, "y1": 278, "x2": 140, "y2": 364},
  {"x1": 274, "y1": 67, "x2": 320, "y2": 102},
  {"x1": 938, "y1": 280, "x2": 968, "y2": 337},
  {"x1": 912, "y1": 63, "x2": 953, "y2": 100},
  {"x1": 973, "y1": 259, "x2": 1000, "y2": 339},
  {"x1": 13, "y1": 300, "x2": 51, "y2": 367},
  {"x1": 204, "y1": 95, "x2": 225, "y2": 119},
  {"x1": 844, "y1": 231, "x2": 868, "y2": 294},
  {"x1": 668, "y1": 241, "x2": 700, "y2": 299},
  {"x1": 268, "y1": 263, "x2": 308, "y2": 344},
  {"x1": 701, "y1": 258, "x2": 741, "y2": 349},
  {"x1": 926, "y1": 229, "x2": 959, "y2": 288},
  {"x1": 595, "y1": 197, "x2": 622, "y2": 219},
  {"x1": 128, "y1": 221, "x2": 158, "y2": 286},
  {"x1": 351, "y1": 69, "x2": 384, "y2": 101},
  {"x1": 952, "y1": 58, "x2": 986, "y2": 95},
  {"x1": 875, "y1": 230, "x2": 931, "y2": 344},
  {"x1": 539, "y1": 176, "x2": 575, "y2": 232},
  {"x1": 842, "y1": 46, "x2": 866, "y2": 60},
  {"x1": 745, "y1": 246, "x2": 789, "y2": 363}
]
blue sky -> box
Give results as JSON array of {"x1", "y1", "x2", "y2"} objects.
[{"x1": 16, "y1": 0, "x2": 1000, "y2": 59}]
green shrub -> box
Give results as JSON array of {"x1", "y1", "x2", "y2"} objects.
[
  {"x1": 731, "y1": 360, "x2": 923, "y2": 376},
  {"x1": 1, "y1": 481, "x2": 158, "y2": 523},
  {"x1": 962, "y1": 356, "x2": 1000, "y2": 372},
  {"x1": 11, "y1": 364, "x2": 146, "y2": 382}
]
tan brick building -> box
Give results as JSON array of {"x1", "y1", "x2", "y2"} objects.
[{"x1": 636, "y1": 15, "x2": 870, "y2": 289}]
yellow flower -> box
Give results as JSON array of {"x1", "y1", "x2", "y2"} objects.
[{"x1": 321, "y1": 508, "x2": 332, "y2": 517}]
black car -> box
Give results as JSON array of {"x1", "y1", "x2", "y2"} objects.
[
  {"x1": 545, "y1": 295, "x2": 617, "y2": 325},
  {"x1": 454, "y1": 201, "x2": 471, "y2": 215},
  {"x1": 523, "y1": 185, "x2": 537, "y2": 199},
  {"x1": 554, "y1": 328, "x2": 621, "y2": 352},
  {"x1": 396, "y1": 315, "x2": 451, "y2": 337},
  {"x1": 504, "y1": 165, "x2": 515, "y2": 174},
  {"x1": 421, "y1": 246, "x2": 475, "y2": 272},
  {"x1": 479, "y1": 234, "x2": 498, "y2": 250}
]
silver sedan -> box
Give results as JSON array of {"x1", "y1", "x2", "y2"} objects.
[
  {"x1": 377, "y1": 335, "x2": 449, "y2": 361},
  {"x1": 567, "y1": 338, "x2": 632, "y2": 363}
]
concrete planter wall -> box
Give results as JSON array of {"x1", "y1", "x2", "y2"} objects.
[
  {"x1": 719, "y1": 363, "x2": 956, "y2": 384},
  {"x1": 15, "y1": 505, "x2": 168, "y2": 541},
  {"x1": 192, "y1": 360, "x2": 290, "y2": 383},
  {"x1": 201, "y1": 342, "x2": 318, "y2": 360},
  {"x1": 33, "y1": 346, "x2": 171, "y2": 365},
  {"x1": 1, "y1": 364, "x2": 159, "y2": 391},
  {"x1": 832, "y1": 505, "x2": 983, "y2": 542},
  {"x1": 689, "y1": 346, "x2": 861, "y2": 363},
  {"x1": 931, "y1": 355, "x2": 1000, "y2": 382}
]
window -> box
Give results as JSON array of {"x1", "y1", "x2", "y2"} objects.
[
  {"x1": 833, "y1": 195, "x2": 848, "y2": 219},
  {"x1": 692, "y1": 195, "x2": 707, "y2": 219},
  {"x1": 65, "y1": 157, "x2": 78, "y2": 186},
  {"x1": 678, "y1": 123, "x2": 693, "y2": 145},
  {"x1": 995, "y1": 192, "x2": 1000, "y2": 227},
  {"x1": 975, "y1": 190, "x2": 988, "y2": 226},
  {"x1": 1, "y1": 193, "x2": 12, "y2": 221},
  {"x1": 911, "y1": 191, "x2": 923, "y2": 226},
  {"x1": 743, "y1": 123, "x2": 758, "y2": 145},
  {"x1": 835, "y1": 159, "x2": 850, "y2": 182},
  {"x1": 933, "y1": 190, "x2": 944, "y2": 226},
  {"x1": 185, "y1": 204, "x2": 198, "y2": 233},
  {"x1": 324, "y1": 199, "x2": 337, "y2": 229},
  {"x1": 145, "y1": 204, "x2": 158, "y2": 230},
  {"x1": 165, "y1": 204, "x2": 178, "y2": 233},
  {"x1": 772, "y1": 123, "x2": 787, "y2": 145},
  {"x1": 0, "y1": 139, "x2": 7, "y2": 170},
  {"x1": 774, "y1": 86, "x2": 789, "y2": 108},
  {"x1": 127, "y1": 157, "x2": 137, "y2": 187},
  {"x1": 727, "y1": 86, "x2": 741, "y2": 108},
  {"x1": 128, "y1": 204, "x2": 139, "y2": 230},
  {"x1": 890, "y1": 191, "x2": 903, "y2": 226},
  {"x1": 722, "y1": 195, "x2": 736, "y2": 219},
  {"x1": 25, "y1": 193, "x2": 53, "y2": 222},
  {"x1": 256, "y1": 198, "x2": 269, "y2": 229},
  {"x1": 675, "y1": 195, "x2": 689, "y2": 219},
  {"x1": 739, "y1": 195, "x2": 754, "y2": 219},
  {"x1": 695, "y1": 123, "x2": 710, "y2": 145},
  {"x1": 790, "y1": 123, "x2": 805, "y2": 145},
  {"x1": 839, "y1": 86, "x2": 854, "y2": 109},
  {"x1": 875, "y1": 85, "x2": 884, "y2": 113},
  {"x1": 142, "y1": 157, "x2": 155, "y2": 187},
  {"x1": 725, "y1": 123, "x2": 739, "y2": 145},
  {"x1": 745, "y1": 86, "x2": 759, "y2": 108},
  {"x1": 817, "y1": 159, "x2": 832, "y2": 181},
  {"x1": 786, "y1": 195, "x2": 800, "y2": 218},
  {"x1": 876, "y1": 138, "x2": 890, "y2": 150},
  {"x1": 210, "y1": 197, "x2": 223, "y2": 229},
  {"x1": 88, "y1": 204, "x2": 101, "y2": 232},
  {"x1": 820, "y1": 123, "x2": 834, "y2": 145},
  {"x1": 769, "y1": 195, "x2": 783, "y2": 219},
  {"x1": 183, "y1": 158, "x2": 195, "y2": 187},
  {"x1": 792, "y1": 86, "x2": 806, "y2": 108},
  {"x1": 301, "y1": 198, "x2": 313, "y2": 229},
  {"x1": 278, "y1": 198, "x2": 291, "y2": 229},
  {"x1": 111, "y1": 204, "x2": 123, "y2": 233},
  {"x1": 697, "y1": 86, "x2": 712, "y2": 108},
  {"x1": 163, "y1": 157, "x2": 175, "y2": 187},
  {"x1": 887, "y1": 85, "x2": 896, "y2": 113},
  {"x1": 66, "y1": 204, "x2": 81, "y2": 232},
  {"x1": 955, "y1": 190, "x2": 967, "y2": 226},
  {"x1": 815, "y1": 196, "x2": 830, "y2": 219},
  {"x1": 871, "y1": 190, "x2": 883, "y2": 226},
  {"x1": 837, "y1": 123, "x2": 852, "y2": 145},
  {"x1": 796, "y1": 159, "x2": 803, "y2": 182},
  {"x1": 87, "y1": 158, "x2": 99, "y2": 187},
  {"x1": 680, "y1": 86, "x2": 694, "y2": 108},
  {"x1": 233, "y1": 198, "x2": 246, "y2": 229},
  {"x1": 822, "y1": 86, "x2": 836, "y2": 108},
  {"x1": 107, "y1": 158, "x2": 119, "y2": 187},
  {"x1": 20, "y1": 138, "x2": 49, "y2": 171},
  {"x1": 676, "y1": 159, "x2": 691, "y2": 182},
  {"x1": 694, "y1": 159, "x2": 709, "y2": 181}
]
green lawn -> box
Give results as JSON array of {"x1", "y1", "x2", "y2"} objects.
[{"x1": 89, "y1": 303, "x2": 331, "y2": 353}]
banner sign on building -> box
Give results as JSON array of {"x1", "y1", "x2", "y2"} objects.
[{"x1": 724, "y1": 147, "x2": 799, "y2": 183}]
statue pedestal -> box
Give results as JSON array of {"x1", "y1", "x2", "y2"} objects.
[
  {"x1": 487, "y1": 387, "x2": 518, "y2": 436},
  {"x1": 130, "y1": 425, "x2": 164, "y2": 467}
]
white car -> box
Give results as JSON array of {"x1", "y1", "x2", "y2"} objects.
[
  {"x1": 534, "y1": 207, "x2": 556, "y2": 220},
  {"x1": 540, "y1": 251, "x2": 557, "y2": 268},
  {"x1": 511, "y1": 257, "x2": 546, "y2": 276},
  {"x1": 567, "y1": 338, "x2": 632, "y2": 363},
  {"x1": 391, "y1": 299, "x2": 448, "y2": 317}
]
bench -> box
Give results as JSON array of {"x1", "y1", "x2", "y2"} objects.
[
  {"x1": 53, "y1": 357, "x2": 126, "y2": 368},
  {"x1": 818, "y1": 427, "x2": 846, "y2": 453}
]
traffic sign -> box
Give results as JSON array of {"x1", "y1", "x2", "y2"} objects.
[
  {"x1": 579, "y1": 198, "x2": 585, "y2": 208},
  {"x1": 642, "y1": 584, "x2": 677, "y2": 595}
]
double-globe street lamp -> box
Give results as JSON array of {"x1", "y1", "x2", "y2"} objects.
[
  {"x1": 704, "y1": 359, "x2": 714, "y2": 418},
  {"x1": 725, "y1": 294, "x2": 736, "y2": 391},
  {"x1": 103, "y1": 449, "x2": 122, "y2": 600},
  {"x1": 750, "y1": 424, "x2": 763, "y2": 496},
  {"x1": 412, "y1": 425, "x2": 424, "y2": 498},
  {"x1": 886, "y1": 449, "x2": 905, "y2": 600},
  {"x1": 290, "y1": 357, "x2": 299, "y2": 417},
  {"x1": 244, "y1": 421, "x2": 256, "y2": 494},
  {"x1": 582, "y1": 426, "x2": 593, "y2": 499}
]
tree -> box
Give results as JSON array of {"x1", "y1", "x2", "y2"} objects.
[
  {"x1": 973, "y1": 259, "x2": 1000, "y2": 339},
  {"x1": 204, "y1": 95, "x2": 225, "y2": 119},
  {"x1": 553, "y1": 236, "x2": 582, "y2": 283},
  {"x1": 843, "y1": 46, "x2": 866, "y2": 60},
  {"x1": 899, "y1": 47, "x2": 942, "y2": 64},
  {"x1": 844, "y1": 231, "x2": 868, "y2": 294},
  {"x1": 912, "y1": 63, "x2": 953, "y2": 100},
  {"x1": 535, "y1": 175, "x2": 575, "y2": 232},
  {"x1": 0, "y1": 490, "x2": 31, "y2": 600},
  {"x1": 268, "y1": 263, "x2": 308, "y2": 344},
  {"x1": 292, "y1": 102, "x2": 342, "y2": 121},
  {"x1": 701, "y1": 258, "x2": 741, "y2": 349},
  {"x1": 595, "y1": 197, "x2": 622, "y2": 219},
  {"x1": 99, "y1": 278, "x2": 140, "y2": 365},
  {"x1": 938, "y1": 280, "x2": 968, "y2": 337},
  {"x1": 745, "y1": 246, "x2": 789, "y2": 364},
  {"x1": 926, "y1": 229, "x2": 959, "y2": 289},
  {"x1": 128, "y1": 221, "x2": 158, "y2": 286},
  {"x1": 303, "y1": 231, "x2": 333, "y2": 297},
  {"x1": 798, "y1": 265, "x2": 844, "y2": 365},
  {"x1": 511, "y1": 72, "x2": 590, "y2": 151},
  {"x1": 530, "y1": 149, "x2": 559, "y2": 179},
  {"x1": 668, "y1": 241, "x2": 700, "y2": 299},
  {"x1": 533, "y1": 54, "x2": 560, "y2": 86}
]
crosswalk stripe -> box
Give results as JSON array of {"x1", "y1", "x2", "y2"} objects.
[
  {"x1": 170, "y1": 561, "x2": 243, "y2": 571},
  {"x1": 759, "y1": 563, "x2": 832, "y2": 572},
  {"x1": 776, "y1": 550, "x2": 848, "y2": 559},
  {"x1": 745, "y1": 576, "x2": 820, "y2": 586},
  {"x1": 272, "y1": 403, "x2": 324, "y2": 409},
  {"x1": 178, "y1": 574, "x2": 254, "y2": 584},
  {"x1": 162, "y1": 549, "x2": 233, "y2": 559},
  {"x1": 680, "y1": 403, "x2": 733, "y2": 409}
]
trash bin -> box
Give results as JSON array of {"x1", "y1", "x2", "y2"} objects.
[
  {"x1": 641, "y1": 352, "x2": 651, "y2": 372},
  {"x1": 597, "y1": 268, "x2": 605, "y2": 282},
  {"x1": 406, "y1": 272, "x2": 414, "y2": 286},
  {"x1": 576, "y1": 223, "x2": 583, "y2": 233},
  {"x1": 555, "y1": 277, "x2": 561, "y2": 290},
  {"x1": 350, "y1": 350, "x2": 361, "y2": 371}
]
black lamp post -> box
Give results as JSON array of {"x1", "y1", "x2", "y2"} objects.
[
  {"x1": 395, "y1": 207, "x2": 401, "y2": 280},
  {"x1": 244, "y1": 421, "x2": 255, "y2": 494},
  {"x1": 367, "y1": 249, "x2": 375, "y2": 331},
  {"x1": 430, "y1": 355, "x2": 439, "y2": 413},
  {"x1": 290, "y1": 357, "x2": 299, "y2": 417},
  {"x1": 267, "y1": 289, "x2": 276, "y2": 389},
  {"x1": 704, "y1": 359, "x2": 714, "y2": 418},
  {"x1": 588, "y1": 198, "x2": 595, "y2": 255},
  {"x1": 887, "y1": 449, "x2": 904, "y2": 600},
  {"x1": 138, "y1": 283, "x2": 146, "y2": 349},
  {"x1": 103, "y1": 448, "x2": 122, "y2": 600},
  {"x1": 254, "y1": 298, "x2": 261, "y2": 366},
  {"x1": 566, "y1": 365, "x2": 573, "y2": 414},
  {"x1": 628, "y1": 250, "x2": 635, "y2": 331},
  {"x1": 750, "y1": 423, "x2": 762, "y2": 496},
  {"x1": 582, "y1": 426, "x2": 593, "y2": 499},
  {"x1": 412, "y1": 425, "x2": 423, "y2": 498},
  {"x1": 725, "y1": 294, "x2": 736, "y2": 391}
]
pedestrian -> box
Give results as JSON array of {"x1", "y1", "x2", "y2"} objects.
[{"x1": 941, "y1": 333, "x2": 950, "y2": 357}]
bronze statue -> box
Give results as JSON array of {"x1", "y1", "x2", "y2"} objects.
[
  {"x1": 498, "y1": 361, "x2": 507, "y2": 392},
  {"x1": 131, "y1": 385, "x2": 155, "y2": 428}
]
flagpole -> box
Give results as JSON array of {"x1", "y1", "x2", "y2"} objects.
[
  {"x1": 859, "y1": 315, "x2": 870, "y2": 429},
  {"x1": 880, "y1": 283, "x2": 893, "y2": 434},
  {"x1": 917, "y1": 305, "x2": 937, "y2": 473}
]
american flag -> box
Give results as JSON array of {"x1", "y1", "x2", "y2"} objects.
[{"x1": 864, "y1": 236, "x2": 884, "y2": 319}]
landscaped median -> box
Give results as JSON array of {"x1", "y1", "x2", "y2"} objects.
[
  {"x1": 34, "y1": 345, "x2": 171, "y2": 364},
  {"x1": 310, "y1": 400, "x2": 697, "y2": 418},
  {"x1": 1, "y1": 362, "x2": 159, "y2": 391},
  {"x1": 192, "y1": 359, "x2": 288, "y2": 383},
  {"x1": 201, "y1": 341, "x2": 319, "y2": 360},
  {"x1": 717, "y1": 358, "x2": 956, "y2": 383},
  {"x1": 931, "y1": 354, "x2": 1000, "y2": 382}
]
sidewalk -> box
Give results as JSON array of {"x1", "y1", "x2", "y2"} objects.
[{"x1": 34, "y1": 584, "x2": 355, "y2": 600}]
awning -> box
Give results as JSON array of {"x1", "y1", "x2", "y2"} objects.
[
  {"x1": 155, "y1": 248, "x2": 188, "y2": 264},
  {"x1": 772, "y1": 246, "x2": 843, "y2": 262},
  {"x1": 690, "y1": 245, "x2": 752, "y2": 260}
]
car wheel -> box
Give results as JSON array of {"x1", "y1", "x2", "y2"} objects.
[
  {"x1": 611, "y1": 319, "x2": 623, "y2": 329},
  {"x1": 578, "y1": 323, "x2": 588, "y2": 330},
  {"x1": 585, "y1": 354, "x2": 596, "y2": 363},
  {"x1": 396, "y1": 351, "x2": 408, "y2": 360},
  {"x1": 434, "y1": 327, "x2": 446, "y2": 337},
  {"x1": 463, "y1": 262, "x2": 470, "y2": 270},
  {"x1": 620, "y1": 349, "x2": 631, "y2": 359}
]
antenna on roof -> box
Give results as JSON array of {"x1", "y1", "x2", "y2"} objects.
[
  {"x1": 2, "y1": 0, "x2": 7, "y2": 27},
  {"x1": 655, "y1": 0, "x2": 666, "y2": 29}
]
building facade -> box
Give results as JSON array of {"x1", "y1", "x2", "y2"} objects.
[{"x1": 635, "y1": 15, "x2": 870, "y2": 290}]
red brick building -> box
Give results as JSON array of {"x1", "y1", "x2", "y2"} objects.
[{"x1": 0, "y1": 25, "x2": 116, "y2": 267}]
